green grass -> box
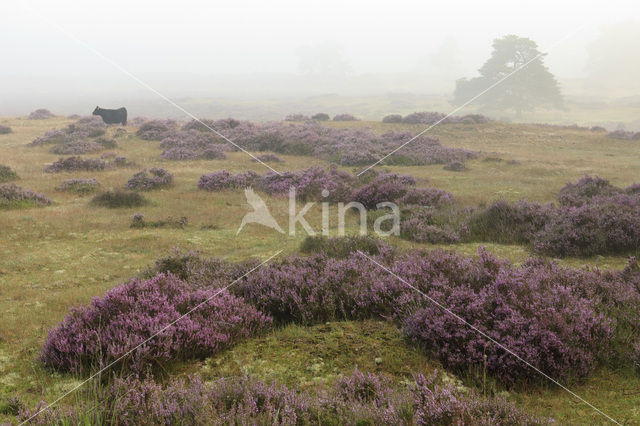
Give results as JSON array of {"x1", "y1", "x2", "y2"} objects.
[{"x1": 1, "y1": 114, "x2": 640, "y2": 423}]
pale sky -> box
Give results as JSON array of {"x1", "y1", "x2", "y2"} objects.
[{"x1": 0, "y1": 0, "x2": 638, "y2": 114}]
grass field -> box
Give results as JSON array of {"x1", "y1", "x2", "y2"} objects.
[{"x1": 1, "y1": 115, "x2": 639, "y2": 424}]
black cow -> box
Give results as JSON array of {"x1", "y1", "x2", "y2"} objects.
[{"x1": 93, "y1": 106, "x2": 127, "y2": 125}]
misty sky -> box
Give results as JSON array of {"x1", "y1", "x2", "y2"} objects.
[{"x1": 2, "y1": 0, "x2": 637, "y2": 77}]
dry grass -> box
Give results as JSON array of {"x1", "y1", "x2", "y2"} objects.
[{"x1": 1, "y1": 115, "x2": 639, "y2": 423}]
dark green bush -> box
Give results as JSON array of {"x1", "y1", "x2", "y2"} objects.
[
  {"x1": 0, "y1": 165, "x2": 18, "y2": 183},
  {"x1": 91, "y1": 190, "x2": 147, "y2": 208},
  {"x1": 299, "y1": 235, "x2": 385, "y2": 258}
]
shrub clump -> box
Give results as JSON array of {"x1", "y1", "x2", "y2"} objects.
[
  {"x1": 299, "y1": 235, "x2": 387, "y2": 258},
  {"x1": 443, "y1": 161, "x2": 467, "y2": 171},
  {"x1": 0, "y1": 125, "x2": 11, "y2": 134},
  {"x1": 382, "y1": 114, "x2": 403, "y2": 123},
  {"x1": 333, "y1": 113, "x2": 359, "y2": 121},
  {"x1": 126, "y1": 168, "x2": 173, "y2": 191},
  {"x1": 50, "y1": 140, "x2": 104, "y2": 155},
  {"x1": 28, "y1": 109, "x2": 55, "y2": 119},
  {"x1": 44, "y1": 156, "x2": 106, "y2": 173},
  {"x1": 91, "y1": 190, "x2": 148, "y2": 208},
  {"x1": 252, "y1": 153, "x2": 283, "y2": 163},
  {"x1": 284, "y1": 114, "x2": 309, "y2": 121},
  {"x1": 94, "y1": 137, "x2": 117, "y2": 149},
  {"x1": 56, "y1": 178, "x2": 100, "y2": 195},
  {"x1": 130, "y1": 213, "x2": 187, "y2": 229},
  {"x1": 311, "y1": 112, "x2": 330, "y2": 121},
  {"x1": 351, "y1": 172, "x2": 416, "y2": 209},
  {"x1": 0, "y1": 184, "x2": 52, "y2": 209},
  {"x1": 40, "y1": 273, "x2": 272, "y2": 374},
  {"x1": 0, "y1": 165, "x2": 18, "y2": 183},
  {"x1": 136, "y1": 119, "x2": 177, "y2": 140}
]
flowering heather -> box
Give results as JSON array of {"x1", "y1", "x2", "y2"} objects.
[
  {"x1": 0, "y1": 183, "x2": 52, "y2": 209},
  {"x1": 252, "y1": 153, "x2": 283, "y2": 162},
  {"x1": 198, "y1": 170, "x2": 259, "y2": 191},
  {"x1": 400, "y1": 208, "x2": 465, "y2": 244},
  {"x1": 56, "y1": 178, "x2": 100, "y2": 195},
  {"x1": 333, "y1": 113, "x2": 359, "y2": 121},
  {"x1": 397, "y1": 187, "x2": 454, "y2": 207},
  {"x1": 351, "y1": 172, "x2": 416, "y2": 209},
  {"x1": 44, "y1": 156, "x2": 106, "y2": 173},
  {"x1": 126, "y1": 168, "x2": 173, "y2": 191},
  {"x1": 40, "y1": 273, "x2": 272, "y2": 374},
  {"x1": 284, "y1": 113, "x2": 309, "y2": 121},
  {"x1": 158, "y1": 129, "x2": 230, "y2": 160},
  {"x1": 311, "y1": 112, "x2": 330, "y2": 121},
  {"x1": 557, "y1": 174, "x2": 621, "y2": 207},
  {"x1": 136, "y1": 119, "x2": 177, "y2": 140},
  {"x1": 0, "y1": 124, "x2": 11, "y2": 134},
  {"x1": 402, "y1": 111, "x2": 490, "y2": 125},
  {"x1": 50, "y1": 139, "x2": 104, "y2": 155},
  {"x1": 19, "y1": 370, "x2": 549, "y2": 425},
  {"x1": 28, "y1": 108, "x2": 55, "y2": 119},
  {"x1": 0, "y1": 165, "x2": 18, "y2": 183},
  {"x1": 29, "y1": 117, "x2": 106, "y2": 146}
]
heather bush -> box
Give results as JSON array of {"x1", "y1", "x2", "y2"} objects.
[
  {"x1": 468, "y1": 200, "x2": 555, "y2": 244},
  {"x1": 56, "y1": 178, "x2": 100, "y2": 195},
  {"x1": 402, "y1": 111, "x2": 490, "y2": 125},
  {"x1": 0, "y1": 183, "x2": 52, "y2": 209},
  {"x1": 50, "y1": 139, "x2": 104, "y2": 155},
  {"x1": 533, "y1": 202, "x2": 640, "y2": 257},
  {"x1": 19, "y1": 370, "x2": 550, "y2": 425},
  {"x1": 351, "y1": 172, "x2": 416, "y2": 209},
  {"x1": 131, "y1": 213, "x2": 187, "y2": 229},
  {"x1": 28, "y1": 108, "x2": 55, "y2": 119},
  {"x1": 0, "y1": 124, "x2": 11, "y2": 134},
  {"x1": 30, "y1": 129, "x2": 74, "y2": 146},
  {"x1": 198, "y1": 170, "x2": 258, "y2": 191},
  {"x1": 444, "y1": 161, "x2": 467, "y2": 171},
  {"x1": 333, "y1": 113, "x2": 359, "y2": 121},
  {"x1": 397, "y1": 187, "x2": 454, "y2": 207},
  {"x1": 607, "y1": 130, "x2": 640, "y2": 140},
  {"x1": 311, "y1": 112, "x2": 330, "y2": 121},
  {"x1": 400, "y1": 207, "x2": 466, "y2": 244},
  {"x1": 136, "y1": 119, "x2": 177, "y2": 140},
  {"x1": 126, "y1": 168, "x2": 173, "y2": 191},
  {"x1": 40, "y1": 273, "x2": 272, "y2": 374},
  {"x1": 180, "y1": 118, "x2": 217, "y2": 132},
  {"x1": 94, "y1": 137, "x2": 117, "y2": 149},
  {"x1": 299, "y1": 235, "x2": 388, "y2": 258},
  {"x1": 252, "y1": 153, "x2": 283, "y2": 162},
  {"x1": 0, "y1": 165, "x2": 18, "y2": 183},
  {"x1": 284, "y1": 113, "x2": 309, "y2": 121},
  {"x1": 91, "y1": 190, "x2": 148, "y2": 208},
  {"x1": 44, "y1": 156, "x2": 106, "y2": 173},
  {"x1": 382, "y1": 114, "x2": 403, "y2": 123},
  {"x1": 557, "y1": 174, "x2": 621, "y2": 207}
]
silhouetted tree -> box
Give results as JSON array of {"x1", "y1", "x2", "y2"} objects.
[{"x1": 453, "y1": 35, "x2": 562, "y2": 115}]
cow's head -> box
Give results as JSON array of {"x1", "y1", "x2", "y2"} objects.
[{"x1": 92, "y1": 106, "x2": 101, "y2": 115}]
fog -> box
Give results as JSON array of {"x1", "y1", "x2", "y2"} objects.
[{"x1": 1, "y1": 0, "x2": 639, "y2": 120}]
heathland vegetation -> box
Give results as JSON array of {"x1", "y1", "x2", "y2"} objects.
[{"x1": 1, "y1": 113, "x2": 639, "y2": 424}]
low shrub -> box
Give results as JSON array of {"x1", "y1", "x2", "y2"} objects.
[
  {"x1": 0, "y1": 184, "x2": 52, "y2": 209},
  {"x1": 443, "y1": 161, "x2": 467, "y2": 171},
  {"x1": 126, "y1": 168, "x2": 173, "y2": 191},
  {"x1": 40, "y1": 273, "x2": 272, "y2": 374},
  {"x1": 28, "y1": 109, "x2": 55, "y2": 119},
  {"x1": 557, "y1": 174, "x2": 621, "y2": 207},
  {"x1": 0, "y1": 125, "x2": 11, "y2": 134},
  {"x1": 130, "y1": 213, "x2": 187, "y2": 229},
  {"x1": 50, "y1": 140, "x2": 103, "y2": 155},
  {"x1": 397, "y1": 187, "x2": 454, "y2": 207},
  {"x1": 607, "y1": 130, "x2": 640, "y2": 140},
  {"x1": 351, "y1": 172, "x2": 416, "y2": 209},
  {"x1": 91, "y1": 190, "x2": 148, "y2": 208},
  {"x1": 0, "y1": 165, "x2": 18, "y2": 183},
  {"x1": 94, "y1": 137, "x2": 117, "y2": 149},
  {"x1": 311, "y1": 112, "x2": 330, "y2": 121},
  {"x1": 284, "y1": 114, "x2": 309, "y2": 121},
  {"x1": 252, "y1": 153, "x2": 283, "y2": 163},
  {"x1": 400, "y1": 208, "x2": 466, "y2": 244},
  {"x1": 44, "y1": 156, "x2": 106, "y2": 173},
  {"x1": 382, "y1": 114, "x2": 403, "y2": 123},
  {"x1": 56, "y1": 178, "x2": 100, "y2": 195},
  {"x1": 299, "y1": 235, "x2": 387, "y2": 258},
  {"x1": 333, "y1": 113, "x2": 359, "y2": 121},
  {"x1": 136, "y1": 119, "x2": 177, "y2": 140}
]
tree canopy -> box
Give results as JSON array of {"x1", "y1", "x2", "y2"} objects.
[{"x1": 453, "y1": 35, "x2": 563, "y2": 114}]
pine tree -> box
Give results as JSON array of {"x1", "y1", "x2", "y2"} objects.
[{"x1": 453, "y1": 35, "x2": 563, "y2": 115}]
